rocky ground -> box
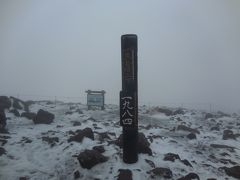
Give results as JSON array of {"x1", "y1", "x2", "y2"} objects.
[{"x1": 0, "y1": 96, "x2": 240, "y2": 180}]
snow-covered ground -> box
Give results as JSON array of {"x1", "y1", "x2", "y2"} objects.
[{"x1": 0, "y1": 101, "x2": 240, "y2": 180}]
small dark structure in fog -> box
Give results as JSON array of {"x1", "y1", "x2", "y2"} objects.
[{"x1": 85, "y1": 90, "x2": 105, "y2": 110}]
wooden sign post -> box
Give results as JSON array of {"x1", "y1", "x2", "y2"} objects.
[{"x1": 120, "y1": 34, "x2": 138, "y2": 163}]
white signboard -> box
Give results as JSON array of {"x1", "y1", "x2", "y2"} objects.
[{"x1": 87, "y1": 94, "x2": 104, "y2": 106}]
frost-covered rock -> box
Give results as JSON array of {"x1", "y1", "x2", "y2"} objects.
[
  {"x1": 0, "y1": 147, "x2": 6, "y2": 156},
  {"x1": 9, "y1": 109, "x2": 20, "y2": 117},
  {"x1": 178, "y1": 173, "x2": 200, "y2": 180},
  {"x1": 114, "y1": 132, "x2": 152, "y2": 155},
  {"x1": 149, "y1": 167, "x2": 173, "y2": 179},
  {"x1": 92, "y1": 145, "x2": 105, "y2": 153},
  {"x1": 117, "y1": 169, "x2": 132, "y2": 180},
  {"x1": 186, "y1": 133, "x2": 197, "y2": 140},
  {"x1": 77, "y1": 149, "x2": 108, "y2": 169},
  {"x1": 10, "y1": 96, "x2": 29, "y2": 112},
  {"x1": 33, "y1": 109, "x2": 54, "y2": 124},
  {"x1": 68, "y1": 128, "x2": 94, "y2": 143},
  {"x1": 222, "y1": 129, "x2": 236, "y2": 140},
  {"x1": 224, "y1": 166, "x2": 240, "y2": 178},
  {"x1": 164, "y1": 153, "x2": 180, "y2": 162},
  {"x1": 0, "y1": 96, "x2": 11, "y2": 109},
  {"x1": 0, "y1": 108, "x2": 7, "y2": 128}
]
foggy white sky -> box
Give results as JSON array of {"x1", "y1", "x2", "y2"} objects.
[{"x1": 0, "y1": 1, "x2": 240, "y2": 110}]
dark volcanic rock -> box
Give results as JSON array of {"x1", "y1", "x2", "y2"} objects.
[
  {"x1": 222, "y1": 130, "x2": 236, "y2": 140},
  {"x1": 173, "y1": 109, "x2": 185, "y2": 115},
  {"x1": 145, "y1": 159, "x2": 155, "y2": 168},
  {"x1": 12, "y1": 99, "x2": 23, "y2": 110},
  {"x1": 9, "y1": 109, "x2": 20, "y2": 117},
  {"x1": 0, "y1": 108, "x2": 7, "y2": 128},
  {"x1": 0, "y1": 96, "x2": 11, "y2": 109},
  {"x1": 205, "y1": 113, "x2": 214, "y2": 119},
  {"x1": 21, "y1": 112, "x2": 36, "y2": 120},
  {"x1": 0, "y1": 128, "x2": 9, "y2": 134},
  {"x1": 181, "y1": 159, "x2": 193, "y2": 167},
  {"x1": 138, "y1": 132, "x2": 152, "y2": 155},
  {"x1": 114, "y1": 132, "x2": 152, "y2": 155},
  {"x1": 10, "y1": 96, "x2": 29, "y2": 111},
  {"x1": 65, "y1": 111, "x2": 73, "y2": 115},
  {"x1": 72, "y1": 121, "x2": 81, "y2": 126},
  {"x1": 217, "y1": 111, "x2": 230, "y2": 118},
  {"x1": 33, "y1": 109, "x2": 54, "y2": 124},
  {"x1": 75, "y1": 109, "x2": 83, "y2": 114},
  {"x1": 178, "y1": 173, "x2": 200, "y2": 180},
  {"x1": 117, "y1": 169, "x2": 132, "y2": 180},
  {"x1": 219, "y1": 158, "x2": 237, "y2": 165},
  {"x1": 210, "y1": 144, "x2": 235, "y2": 152},
  {"x1": 164, "y1": 153, "x2": 180, "y2": 162},
  {"x1": 68, "y1": 128, "x2": 94, "y2": 143},
  {"x1": 42, "y1": 136, "x2": 59, "y2": 146},
  {"x1": 156, "y1": 107, "x2": 173, "y2": 116},
  {"x1": 149, "y1": 167, "x2": 173, "y2": 179},
  {"x1": 210, "y1": 126, "x2": 220, "y2": 131},
  {"x1": 19, "y1": 177, "x2": 28, "y2": 180},
  {"x1": 186, "y1": 133, "x2": 197, "y2": 140},
  {"x1": 73, "y1": 170, "x2": 82, "y2": 179},
  {"x1": 177, "y1": 125, "x2": 200, "y2": 134},
  {"x1": 97, "y1": 132, "x2": 111, "y2": 143},
  {"x1": 77, "y1": 149, "x2": 108, "y2": 169},
  {"x1": 92, "y1": 145, "x2": 105, "y2": 153},
  {"x1": 0, "y1": 147, "x2": 6, "y2": 156},
  {"x1": 224, "y1": 166, "x2": 240, "y2": 178}
]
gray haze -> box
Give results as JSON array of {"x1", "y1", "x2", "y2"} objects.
[{"x1": 1, "y1": 1, "x2": 240, "y2": 111}]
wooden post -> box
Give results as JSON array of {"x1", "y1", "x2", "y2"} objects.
[{"x1": 120, "y1": 34, "x2": 138, "y2": 163}]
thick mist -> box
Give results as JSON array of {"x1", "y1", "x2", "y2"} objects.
[{"x1": 1, "y1": 0, "x2": 240, "y2": 112}]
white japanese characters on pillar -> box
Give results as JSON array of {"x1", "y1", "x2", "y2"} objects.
[{"x1": 120, "y1": 92, "x2": 136, "y2": 127}]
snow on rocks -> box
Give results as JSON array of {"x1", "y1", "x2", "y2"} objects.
[
  {"x1": 0, "y1": 99, "x2": 240, "y2": 179},
  {"x1": 21, "y1": 112, "x2": 36, "y2": 120},
  {"x1": 33, "y1": 109, "x2": 54, "y2": 124},
  {"x1": 224, "y1": 166, "x2": 240, "y2": 179},
  {"x1": 68, "y1": 127, "x2": 94, "y2": 143},
  {"x1": 117, "y1": 169, "x2": 133, "y2": 180},
  {"x1": 77, "y1": 149, "x2": 108, "y2": 169}
]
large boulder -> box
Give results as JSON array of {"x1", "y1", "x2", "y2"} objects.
[
  {"x1": 138, "y1": 132, "x2": 152, "y2": 155},
  {"x1": 21, "y1": 112, "x2": 36, "y2": 120},
  {"x1": 68, "y1": 128, "x2": 94, "y2": 143},
  {"x1": 33, "y1": 109, "x2": 54, "y2": 124},
  {"x1": 0, "y1": 147, "x2": 6, "y2": 156},
  {"x1": 224, "y1": 166, "x2": 240, "y2": 178},
  {"x1": 149, "y1": 167, "x2": 173, "y2": 179},
  {"x1": 187, "y1": 133, "x2": 197, "y2": 140},
  {"x1": 77, "y1": 149, "x2": 108, "y2": 169},
  {"x1": 222, "y1": 130, "x2": 236, "y2": 140},
  {"x1": 0, "y1": 109, "x2": 7, "y2": 129},
  {"x1": 0, "y1": 96, "x2": 11, "y2": 109},
  {"x1": 177, "y1": 173, "x2": 200, "y2": 180},
  {"x1": 163, "y1": 153, "x2": 180, "y2": 162},
  {"x1": 117, "y1": 169, "x2": 132, "y2": 180},
  {"x1": 114, "y1": 132, "x2": 152, "y2": 155}
]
